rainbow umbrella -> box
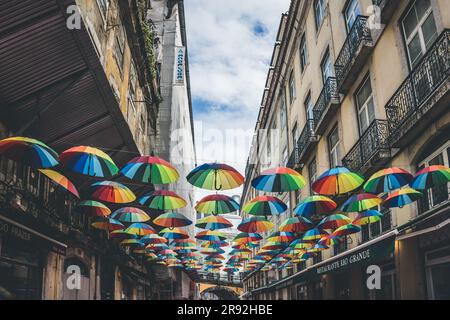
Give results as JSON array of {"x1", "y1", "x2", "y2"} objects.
[
  {"x1": 159, "y1": 227, "x2": 189, "y2": 240},
  {"x1": 195, "y1": 194, "x2": 240, "y2": 215},
  {"x1": 146, "y1": 243, "x2": 169, "y2": 251},
  {"x1": 121, "y1": 239, "x2": 144, "y2": 248},
  {"x1": 308, "y1": 243, "x2": 328, "y2": 253},
  {"x1": 262, "y1": 241, "x2": 286, "y2": 251},
  {"x1": 139, "y1": 190, "x2": 187, "y2": 210},
  {"x1": 341, "y1": 193, "x2": 382, "y2": 212},
  {"x1": 318, "y1": 214, "x2": 352, "y2": 230},
  {"x1": 383, "y1": 187, "x2": 422, "y2": 208},
  {"x1": 302, "y1": 228, "x2": 329, "y2": 242},
  {"x1": 0, "y1": 136, "x2": 58, "y2": 168},
  {"x1": 267, "y1": 231, "x2": 296, "y2": 243},
  {"x1": 120, "y1": 156, "x2": 179, "y2": 184},
  {"x1": 38, "y1": 169, "x2": 80, "y2": 198},
  {"x1": 289, "y1": 239, "x2": 313, "y2": 251},
  {"x1": 233, "y1": 232, "x2": 262, "y2": 244},
  {"x1": 125, "y1": 223, "x2": 156, "y2": 236},
  {"x1": 410, "y1": 165, "x2": 450, "y2": 190},
  {"x1": 251, "y1": 167, "x2": 306, "y2": 193},
  {"x1": 353, "y1": 210, "x2": 383, "y2": 226},
  {"x1": 76, "y1": 200, "x2": 111, "y2": 217},
  {"x1": 237, "y1": 216, "x2": 274, "y2": 233},
  {"x1": 171, "y1": 238, "x2": 196, "y2": 245},
  {"x1": 153, "y1": 212, "x2": 192, "y2": 228},
  {"x1": 140, "y1": 234, "x2": 168, "y2": 245},
  {"x1": 201, "y1": 248, "x2": 225, "y2": 255},
  {"x1": 318, "y1": 235, "x2": 342, "y2": 247},
  {"x1": 295, "y1": 252, "x2": 313, "y2": 262},
  {"x1": 90, "y1": 181, "x2": 136, "y2": 204},
  {"x1": 60, "y1": 146, "x2": 118, "y2": 178},
  {"x1": 187, "y1": 163, "x2": 244, "y2": 191},
  {"x1": 111, "y1": 207, "x2": 150, "y2": 223},
  {"x1": 242, "y1": 196, "x2": 287, "y2": 216},
  {"x1": 91, "y1": 218, "x2": 124, "y2": 231},
  {"x1": 279, "y1": 216, "x2": 313, "y2": 233},
  {"x1": 195, "y1": 215, "x2": 233, "y2": 230},
  {"x1": 312, "y1": 167, "x2": 364, "y2": 195},
  {"x1": 332, "y1": 223, "x2": 361, "y2": 237},
  {"x1": 195, "y1": 230, "x2": 226, "y2": 241},
  {"x1": 364, "y1": 167, "x2": 413, "y2": 194},
  {"x1": 294, "y1": 195, "x2": 337, "y2": 218},
  {"x1": 109, "y1": 230, "x2": 137, "y2": 241}
]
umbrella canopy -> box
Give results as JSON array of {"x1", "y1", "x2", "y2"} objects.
[
  {"x1": 251, "y1": 167, "x2": 306, "y2": 193},
  {"x1": 233, "y1": 232, "x2": 262, "y2": 244},
  {"x1": 109, "y1": 230, "x2": 137, "y2": 241},
  {"x1": 159, "y1": 227, "x2": 189, "y2": 240},
  {"x1": 60, "y1": 146, "x2": 118, "y2": 178},
  {"x1": 383, "y1": 188, "x2": 422, "y2": 208},
  {"x1": 91, "y1": 218, "x2": 124, "y2": 231},
  {"x1": 308, "y1": 243, "x2": 328, "y2": 253},
  {"x1": 317, "y1": 214, "x2": 352, "y2": 230},
  {"x1": 341, "y1": 193, "x2": 382, "y2": 213},
  {"x1": 120, "y1": 239, "x2": 144, "y2": 247},
  {"x1": 153, "y1": 212, "x2": 192, "y2": 228},
  {"x1": 312, "y1": 167, "x2": 364, "y2": 195},
  {"x1": 90, "y1": 181, "x2": 136, "y2": 204},
  {"x1": 124, "y1": 223, "x2": 156, "y2": 236},
  {"x1": 302, "y1": 228, "x2": 329, "y2": 242},
  {"x1": 140, "y1": 234, "x2": 168, "y2": 244},
  {"x1": 332, "y1": 223, "x2": 361, "y2": 237},
  {"x1": 195, "y1": 215, "x2": 233, "y2": 230},
  {"x1": 261, "y1": 241, "x2": 286, "y2": 251},
  {"x1": 318, "y1": 235, "x2": 342, "y2": 247},
  {"x1": 139, "y1": 190, "x2": 187, "y2": 210},
  {"x1": 38, "y1": 169, "x2": 79, "y2": 198},
  {"x1": 289, "y1": 239, "x2": 313, "y2": 251},
  {"x1": 237, "y1": 216, "x2": 274, "y2": 233},
  {"x1": 120, "y1": 156, "x2": 179, "y2": 184},
  {"x1": 200, "y1": 248, "x2": 225, "y2": 255},
  {"x1": 364, "y1": 167, "x2": 413, "y2": 194},
  {"x1": 186, "y1": 163, "x2": 244, "y2": 191},
  {"x1": 353, "y1": 210, "x2": 383, "y2": 226},
  {"x1": 242, "y1": 196, "x2": 287, "y2": 216},
  {"x1": 279, "y1": 216, "x2": 313, "y2": 233},
  {"x1": 0, "y1": 136, "x2": 58, "y2": 168},
  {"x1": 195, "y1": 194, "x2": 240, "y2": 215},
  {"x1": 111, "y1": 207, "x2": 150, "y2": 223},
  {"x1": 201, "y1": 240, "x2": 228, "y2": 248},
  {"x1": 410, "y1": 165, "x2": 450, "y2": 190},
  {"x1": 76, "y1": 200, "x2": 111, "y2": 217},
  {"x1": 294, "y1": 195, "x2": 337, "y2": 218},
  {"x1": 195, "y1": 230, "x2": 226, "y2": 241},
  {"x1": 267, "y1": 231, "x2": 296, "y2": 243}
]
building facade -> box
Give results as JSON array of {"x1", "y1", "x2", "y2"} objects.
[{"x1": 241, "y1": 0, "x2": 450, "y2": 300}]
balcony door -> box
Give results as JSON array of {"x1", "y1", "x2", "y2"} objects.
[
  {"x1": 356, "y1": 76, "x2": 376, "y2": 135},
  {"x1": 345, "y1": 0, "x2": 361, "y2": 32}
]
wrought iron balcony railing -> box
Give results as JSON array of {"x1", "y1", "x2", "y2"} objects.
[
  {"x1": 335, "y1": 16, "x2": 373, "y2": 93},
  {"x1": 418, "y1": 182, "x2": 450, "y2": 215},
  {"x1": 312, "y1": 77, "x2": 340, "y2": 134},
  {"x1": 385, "y1": 29, "x2": 450, "y2": 147},
  {"x1": 296, "y1": 119, "x2": 318, "y2": 165},
  {"x1": 342, "y1": 119, "x2": 390, "y2": 173}
]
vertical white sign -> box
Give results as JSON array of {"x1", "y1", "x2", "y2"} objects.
[{"x1": 174, "y1": 46, "x2": 185, "y2": 85}]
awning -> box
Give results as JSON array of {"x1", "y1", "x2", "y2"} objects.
[
  {"x1": 0, "y1": 214, "x2": 67, "y2": 254},
  {"x1": 397, "y1": 218, "x2": 450, "y2": 241}
]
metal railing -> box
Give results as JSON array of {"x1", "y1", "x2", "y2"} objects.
[
  {"x1": 342, "y1": 120, "x2": 390, "y2": 173},
  {"x1": 296, "y1": 119, "x2": 317, "y2": 161},
  {"x1": 418, "y1": 183, "x2": 450, "y2": 215},
  {"x1": 335, "y1": 16, "x2": 372, "y2": 89},
  {"x1": 312, "y1": 77, "x2": 339, "y2": 128}
]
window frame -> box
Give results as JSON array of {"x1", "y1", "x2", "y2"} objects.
[
  {"x1": 328, "y1": 126, "x2": 341, "y2": 168},
  {"x1": 355, "y1": 74, "x2": 376, "y2": 135},
  {"x1": 289, "y1": 70, "x2": 297, "y2": 104},
  {"x1": 344, "y1": 0, "x2": 361, "y2": 33},
  {"x1": 314, "y1": 0, "x2": 326, "y2": 31},
  {"x1": 320, "y1": 48, "x2": 333, "y2": 85},
  {"x1": 299, "y1": 34, "x2": 308, "y2": 72},
  {"x1": 304, "y1": 91, "x2": 313, "y2": 120}
]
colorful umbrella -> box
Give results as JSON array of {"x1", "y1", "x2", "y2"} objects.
[
  {"x1": 139, "y1": 190, "x2": 187, "y2": 210},
  {"x1": 242, "y1": 196, "x2": 287, "y2": 216},
  {"x1": 0, "y1": 136, "x2": 58, "y2": 168},
  {"x1": 332, "y1": 223, "x2": 361, "y2": 237},
  {"x1": 318, "y1": 235, "x2": 342, "y2": 247},
  {"x1": 109, "y1": 230, "x2": 137, "y2": 241},
  {"x1": 91, "y1": 218, "x2": 124, "y2": 231},
  {"x1": 312, "y1": 167, "x2": 364, "y2": 195},
  {"x1": 289, "y1": 239, "x2": 313, "y2": 251},
  {"x1": 195, "y1": 230, "x2": 226, "y2": 241},
  {"x1": 267, "y1": 231, "x2": 296, "y2": 243},
  {"x1": 76, "y1": 200, "x2": 111, "y2": 217},
  {"x1": 294, "y1": 195, "x2": 337, "y2": 218},
  {"x1": 200, "y1": 248, "x2": 225, "y2": 255},
  {"x1": 233, "y1": 232, "x2": 262, "y2": 244},
  {"x1": 237, "y1": 216, "x2": 274, "y2": 233},
  {"x1": 153, "y1": 212, "x2": 192, "y2": 228},
  {"x1": 410, "y1": 165, "x2": 450, "y2": 190},
  {"x1": 302, "y1": 228, "x2": 329, "y2": 242},
  {"x1": 38, "y1": 169, "x2": 80, "y2": 198},
  {"x1": 120, "y1": 156, "x2": 179, "y2": 184},
  {"x1": 195, "y1": 215, "x2": 233, "y2": 230},
  {"x1": 251, "y1": 167, "x2": 306, "y2": 193},
  {"x1": 187, "y1": 163, "x2": 244, "y2": 191},
  {"x1": 341, "y1": 193, "x2": 382, "y2": 213},
  {"x1": 140, "y1": 234, "x2": 168, "y2": 245},
  {"x1": 279, "y1": 216, "x2": 313, "y2": 233},
  {"x1": 383, "y1": 187, "x2": 422, "y2": 208},
  {"x1": 125, "y1": 223, "x2": 156, "y2": 236},
  {"x1": 120, "y1": 239, "x2": 144, "y2": 247},
  {"x1": 261, "y1": 241, "x2": 286, "y2": 251},
  {"x1": 364, "y1": 167, "x2": 413, "y2": 194},
  {"x1": 60, "y1": 146, "x2": 118, "y2": 178},
  {"x1": 308, "y1": 243, "x2": 328, "y2": 253},
  {"x1": 353, "y1": 210, "x2": 383, "y2": 226},
  {"x1": 159, "y1": 227, "x2": 189, "y2": 240},
  {"x1": 90, "y1": 181, "x2": 136, "y2": 204},
  {"x1": 318, "y1": 214, "x2": 351, "y2": 230},
  {"x1": 195, "y1": 194, "x2": 240, "y2": 215},
  {"x1": 111, "y1": 207, "x2": 150, "y2": 223}
]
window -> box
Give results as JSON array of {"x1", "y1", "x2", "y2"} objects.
[
  {"x1": 300, "y1": 35, "x2": 308, "y2": 71},
  {"x1": 282, "y1": 147, "x2": 288, "y2": 166},
  {"x1": 356, "y1": 76, "x2": 376, "y2": 134},
  {"x1": 308, "y1": 158, "x2": 317, "y2": 195},
  {"x1": 402, "y1": 0, "x2": 437, "y2": 68},
  {"x1": 114, "y1": 28, "x2": 125, "y2": 74},
  {"x1": 292, "y1": 122, "x2": 299, "y2": 145},
  {"x1": 328, "y1": 126, "x2": 341, "y2": 168},
  {"x1": 313, "y1": 252, "x2": 322, "y2": 264},
  {"x1": 345, "y1": 0, "x2": 361, "y2": 32},
  {"x1": 361, "y1": 208, "x2": 392, "y2": 242},
  {"x1": 333, "y1": 239, "x2": 348, "y2": 255},
  {"x1": 280, "y1": 93, "x2": 287, "y2": 130},
  {"x1": 314, "y1": 0, "x2": 326, "y2": 31},
  {"x1": 304, "y1": 92, "x2": 313, "y2": 120},
  {"x1": 289, "y1": 70, "x2": 296, "y2": 104},
  {"x1": 320, "y1": 49, "x2": 333, "y2": 85}
]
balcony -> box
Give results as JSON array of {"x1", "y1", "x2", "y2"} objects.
[
  {"x1": 342, "y1": 120, "x2": 391, "y2": 174},
  {"x1": 312, "y1": 77, "x2": 340, "y2": 135},
  {"x1": 385, "y1": 29, "x2": 450, "y2": 148},
  {"x1": 289, "y1": 119, "x2": 319, "y2": 168},
  {"x1": 372, "y1": 0, "x2": 399, "y2": 24},
  {"x1": 335, "y1": 16, "x2": 373, "y2": 94}
]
